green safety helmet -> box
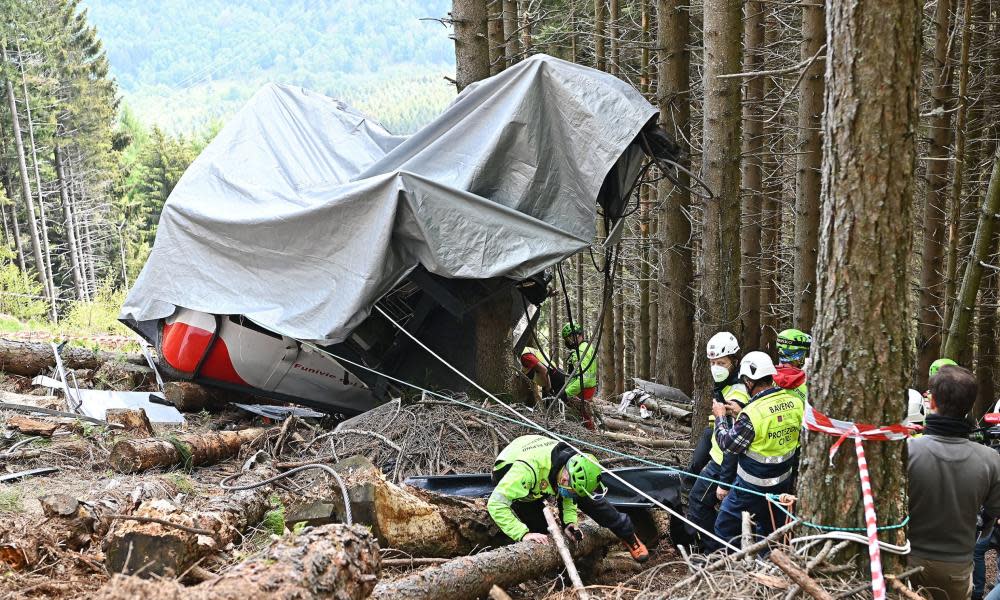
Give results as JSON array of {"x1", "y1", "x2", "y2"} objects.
[
  {"x1": 929, "y1": 358, "x2": 958, "y2": 378},
  {"x1": 776, "y1": 328, "x2": 812, "y2": 364},
  {"x1": 561, "y1": 323, "x2": 584, "y2": 339},
  {"x1": 565, "y1": 453, "x2": 603, "y2": 497}
]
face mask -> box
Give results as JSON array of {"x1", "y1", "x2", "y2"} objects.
[
  {"x1": 558, "y1": 487, "x2": 575, "y2": 498},
  {"x1": 711, "y1": 364, "x2": 730, "y2": 383}
]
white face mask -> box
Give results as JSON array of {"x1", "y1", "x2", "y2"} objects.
[{"x1": 711, "y1": 364, "x2": 730, "y2": 383}]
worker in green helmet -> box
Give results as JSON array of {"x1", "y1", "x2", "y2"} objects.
[
  {"x1": 561, "y1": 323, "x2": 598, "y2": 430},
  {"x1": 774, "y1": 328, "x2": 811, "y2": 402},
  {"x1": 930, "y1": 358, "x2": 958, "y2": 379},
  {"x1": 488, "y1": 434, "x2": 649, "y2": 562}
]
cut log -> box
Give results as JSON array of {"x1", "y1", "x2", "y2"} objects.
[
  {"x1": 93, "y1": 361, "x2": 155, "y2": 391},
  {"x1": 108, "y1": 427, "x2": 267, "y2": 473},
  {"x1": 105, "y1": 409, "x2": 154, "y2": 437},
  {"x1": 337, "y1": 455, "x2": 508, "y2": 557},
  {"x1": 601, "y1": 431, "x2": 690, "y2": 448},
  {"x1": 0, "y1": 338, "x2": 144, "y2": 377},
  {"x1": 4, "y1": 414, "x2": 58, "y2": 436},
  {"x1": 599, "y1": 415, "x2": 669, "y2": 437},
  {"x1": 768, "y1": 549, "x2": 834, "y2": 600},
  {"x1": 369, "y1": 519, "x2": 616, "y2": 600},
  {"x1": 95, "y1": 523, "x2": 380, "y2": 600},
  {"x1": 164, "y1": 381, "x2": 230, "y2": 412},
  {"x1": 104, "y1": 468, "x2": 272, "y2": 576}
]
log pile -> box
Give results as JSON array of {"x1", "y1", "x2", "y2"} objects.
[{"x1": 0, "y1": 338, "x2": 145, "y2": 377}]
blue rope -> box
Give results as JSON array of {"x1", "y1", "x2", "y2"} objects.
[{"x1": 304, "y1": 342, "x2": 911, "y2": 534}]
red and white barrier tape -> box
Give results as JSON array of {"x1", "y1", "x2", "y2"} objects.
[{"x1": 854, "y1": 432, "x2": 886, "y2": 600}]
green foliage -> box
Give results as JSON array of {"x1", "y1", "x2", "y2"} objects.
[
  {"x1": 60, "y1": 282, "x2": 131, "y2": 335},
  {"x1": 0, "y1": 489, "x2": 24, "y2": 513},
  {"x1": 165, "y1": 472, "x2": 195, "y2": 495},
  {"x1": 263, "y1": 494, "x2": 286, "y2": 535},
  {"x1": 0, "y1": 248, "x2": 50, "y2": 322}
]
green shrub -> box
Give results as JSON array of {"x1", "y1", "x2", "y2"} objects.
[{"x1": 0, "y1": 248, "x2": 50, "y2": 322}]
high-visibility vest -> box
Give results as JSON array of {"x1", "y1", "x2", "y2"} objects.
[
  {"x1": 565, "y1": 342, "x2": 597, "y2": 397},
  {"x1": 708, "y1": 383, "x2": 750, "y2": 465},
  {"x1": 736, "y1": 388, "x2": 804, "y2": 488}
]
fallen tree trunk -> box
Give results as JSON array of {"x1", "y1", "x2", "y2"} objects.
[
  {"x1": 369, "y1": 519, "x2": 616, "y2": 600},
  {"x1": 164, "y1": 381, "x2": 252, "y2": 412},
  {"x1": 601, "y1": 431, "x2": 690, "y2": 448},
  {"x1": 95, "y1": 524, "x2": 380, "y2": 600},
  {"x1": 108, "y1": 427, "x2": 268, "y2": 473},
  {"x1": 633, "y1": 377, "x2": 694, "y2": 406},
  {"x1": 337, "y1": 456, "x2": 508, "y2": 557},
  {"x1": 0, "y1": 338, "x2": 144, "y2": 377},
  {"x1": 599, "y1": 415, "x2": 669, "y2": 437},
  {"x1": 104, "y1": 469, "x2": 273, "y2": 576}
]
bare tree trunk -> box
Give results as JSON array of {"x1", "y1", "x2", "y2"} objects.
[
  {"x1": 797, "y1": 0, "x2": 920, "y2": 560},
  {"x1": 487, "y1": 0, "x2": 505, "y2": 74},
  {"x1": 55, "y1": 146, "x2": 85, "y2": 300},
  {"x1": 942, "y1": 0, "x2": 973, "y2": 342},
  {"x1": 5, "y1": 79, "x2": 49, "y2": 298},
  {"x1": 655, "y1": 0, "x2": 694, "y2": 395},
  {"x1": 502, "y1": 0, "x2": 521, "y2": 65},
  {"x1": 17, "y1": 49, "x2": 55, "y2": 312},
  {"x1": 740, "y1": 0, "x2": 765, "y2": 349},
  {"x1": 519, "y1": 2, "x2": 532, "y2": 54},
  {"x1": 83, "y1": 214, "x2": 96, "y2": 293},
  {"x1": 0, "y1": 172, "x2": 26, "y2": 272},
  {"x1": 943, "y1": 150, "x2": 1000, "y2": 360},
  {"x1": 975, "y1": 240, "x2": 999, "y2": 418},
  {"x1": 549, "y1": 291, "x2": 560, "y2": 367},
  {"x1": 594, "y1": 0, "x2": 606, "y2": 71},
  {"x1": 792, "y1": 0, "x2": 825, "y2": 331},
  {"x1": 66, "y1": 156, "x2": 89, "y2": 299},
  {"x1": 453, "y1": 0, "x2": 491, "y2": 92},
  {"x1": 918, "y1": 0, "x2": 955, "y2": 388},
  {"x1": 637, "y1": 0, "x2": 652, "y2": 381},
  {"x1": 693, "y1": 0, "x2": 743, "y2": 437},
  {"x1": 609, "y1": 0, "x2": 619, "y2": 76},
  {"x1": 575, "y1": 254, "x2": 584, "y2": 321},
  {"x1": 759, "y1": 11, "x2": 781, "y2": 356}
]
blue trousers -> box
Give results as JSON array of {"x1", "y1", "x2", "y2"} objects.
[
  {"x1": 686, "y1": 460, "x2": 722, "y2": 551},
  {"x1": 714, "y1": 475, "x2": 791, "y2": 550},
  {"x1": 975, "y1": 530, "x2": 1000, "y2": 599}
]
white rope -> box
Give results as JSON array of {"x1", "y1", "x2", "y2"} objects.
[
  {"x1": 317, "y1": 305, "x2": 742, "y2": 552},
  {"x1": 790, "y1": 532, "x2": 910, "y2": 555}
]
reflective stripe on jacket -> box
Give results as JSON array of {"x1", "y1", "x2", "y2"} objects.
[
  {"x1": 737, "y1": 388, "x2": 804, "y2": 488},
  {"x1": 565, "y1": 342, "x2": 597, "y2": 398}
]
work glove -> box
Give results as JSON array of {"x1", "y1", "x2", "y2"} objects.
[{"x1": 564, "y1": 524, "x2": 584, "y2": 542}]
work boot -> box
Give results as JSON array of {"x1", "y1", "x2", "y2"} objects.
[
  {"x1": 583, "y1": 417, "x2": 596, "y2": 431},
  {"x1": 624, "y1": 533, "x2": 649, "y2": 563}
]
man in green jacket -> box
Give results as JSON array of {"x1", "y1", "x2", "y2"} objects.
[
  {"x1": 487, "y1": 434, "x2": 649, "y2": 562},
  {"x1": 561, "y1": 323, "x2": 598, "y2": 429}
]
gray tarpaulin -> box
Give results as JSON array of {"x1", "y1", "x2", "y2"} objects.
[{"x1": 121, "y1": 54, "x2": 658, "y2": 343}]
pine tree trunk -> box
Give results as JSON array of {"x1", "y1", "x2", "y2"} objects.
[
  {"x1": 5, "y1": 79, "x2": 49, "y2": 298},
  {"x1": 55, "y1": 146, "x2": 85, "y2": 300},
  {"x1": 519, "y1": 3, "x2": 532, "y2": 54},
  {"x1": 0, "y1": 173, "x2": 26, "y2": 272},
  {"x1": 975, "y1": 243, "x2": 998, "y2": 418},
  {"x1": 740, "y1": 0, "x2": 765, "y2": 350},
  {"x1": 918, "y1": 0, "x2": 955, "y2": 388},
  {"x1": 942, "y1": 0, "x2": 973, "y2": 342},
  {"x1": 608, "y1": 0, "x2": 619, "y2": 75},
  {"x1": 637, "y1": 0, "x2": 652, "y2": 381},
  {"x1": 758, "y1": 11, "x2": 781, "y2": 356},
  {"x1": 453, "y1": 0, "x2": 490, "y2": 92},
  {"x1": 549, "y1": 291, "x2": 560, "y2": 367},
  {"x1": 694, "y1": 0, "x2": 743, "y2": 436},
  {"x1": 792, "y1": 0, "x2": 825, "y2": 331},
  {"x1": 943, "y1": 150, "x2": 1000, "y2": 360},
  {"x1": 575, "y1": 254, "x2": 584, "y2": 320},
  {"x1": 654, "y1": 0, "x2": 694, "y2": 395},
  {"x1": 598, "y1": 221, "x2": 616, "y2": 397},
  {"x1": 796, "y1": 0, "x2": 920, "y2": 561},
  {"x1": 594, "y1": 0, "x2": 606, "y2": 71},
  {"x1": 487, "y1": 0, "x2": 504, "y2": 74},
  {"x1": 502, "y1": 0, "x2": 521, "y2": 65},
  {"x1": 83, "y1": 214, "x2": 96, "y2": 294}
]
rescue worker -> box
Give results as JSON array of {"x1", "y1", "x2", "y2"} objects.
[
  {"x1": 487, "y1": 434, "x2": 649, "y2": 562},
  {"x1": 713, "y1": 351, "x2": 805, "y2": 546},
  {"x1": 773, "y1": 329, "x2": 811, "y2": 402},
  {"x1": 685, "y1": 331, "x2": 749, "y2": 551},
  {"x1": 930, "y1": 357, "x2": 958, "y2": 379},
  {"x1": 520, "y1": 346, "x2": 565, "y2": 399},
  {"x1": 562, "y1": 323, "x2": 598, "y2": 430}
]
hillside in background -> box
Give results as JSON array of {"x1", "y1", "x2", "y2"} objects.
[{"x1": 80, "y1": 0, "x2": 457, "y2": 133}]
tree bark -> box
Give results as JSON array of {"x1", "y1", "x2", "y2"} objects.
[
  {"x1": 502, "y1": 0, "x2": 521, "y2": 65},
  {"x1": 104, "y1": 469, "x2": 273, "y2": 576},
  {"x1": 105, "y1": 408, "x2": 155, "y2": 437},
  {"x1": 98, "y1": 524, "x2": 379, "y2": 600},
  {"x1": 55, "y1": 145, "x2": 85, "y2": 300},
  {"x1": 164, "y1": 381, "x2": 249, "y2": 412},
  {"x1": 473, "y1": 292, "x2": 513, "y2": 397},
  {"x1": 4, "y1": 79, "x2": 48, "y2": 297},
  {"x1": 655, "y1": 0, "x2": 694, "y2": 397},
  {"x1": 975, "y1": 237, "x2": 999, "y2": 418},
  {"x1": 0, "y1": 172, "x2": 27, "y2": 273},
  {"x1": 759, "y1": 10, "x2": 781, "y2": 356},
  {"x1": 369, "y1": 519, "x2": 616, "y2": 600},
  {"x1": 594, "y1": 0, "x2": 606, "y2": 71},
  {"x1": 792, "y1": 0, "x2": 825, "y2": 331},
  {"x1": 942, "y1": 0, "x2": 973, "y2": 343},
  {"x1": 943, "y1": 150, "x2": 1000, "y2": 359},
  {"x1": 608, "y1": 0, "x2": 619, "y2": 75},
  {"x1": 453, "y1": 0, "x2": 490, "y2": 92},
  {"x1": 0, "y1": 338, "x2": 145, "y2": 376},
  {"x1": 108, "y1": 428, "x2": 268, "y2": 473},
  {"x1": 487, "y1": 0, "x2": 504, "y2": 74},
  {"x1": 693, "y1": 0, "x2": 743, "y2": 439},
  {"x1": 739, "y1": 0, "x2": 765, "y2": 349},
  {"x1": 918, "y1": 0, "x2": 955, "y2": 387},
  {"x1": 796, "y1": 0, "x2": 920, "y2": 563}
]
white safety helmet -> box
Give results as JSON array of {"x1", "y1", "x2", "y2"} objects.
[
  {"x1": 905, "y1": 389, "x2": 926, "y2": 425},
  {"x1": 706, "y1": 332, "x2": 740, "y2": 359},
  {"x1": 738, "y1": 351, "x2": 777, "y2": 381}
]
